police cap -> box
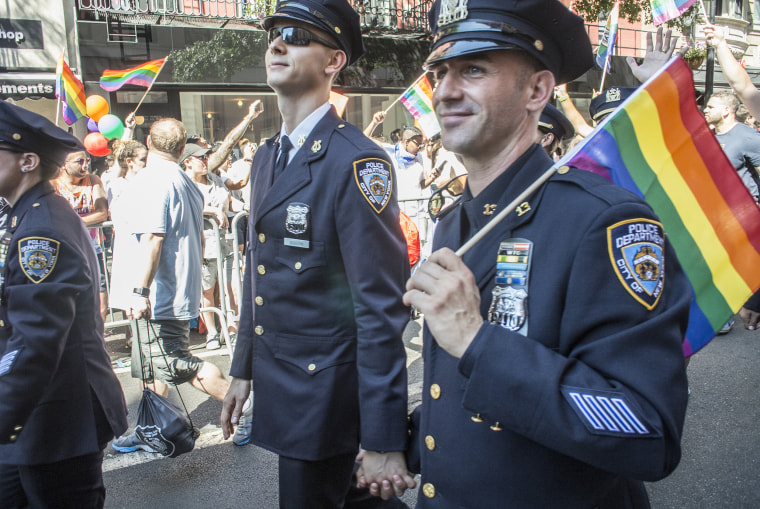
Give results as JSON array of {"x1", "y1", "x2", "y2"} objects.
[
  {"x1": 262, "y1": 0, "x2": 365, "y2": 66},
  {"x1": 589, "y1": 87, "x2": 636, "y2": 122},
  {"x1": 425, "y1": 0, "x2": 594, "y2": 84},
  {"x1": 539, "y1": 103, "x2": 574, "y2": 141},
  {"x1": 0, "y1": 100, "x2": 85, "y2": 167}
]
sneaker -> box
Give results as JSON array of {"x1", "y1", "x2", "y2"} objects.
[
  {"x1": 206, "y1": 333, "x2": 221, "y2": 350},
  {"x1": 233, "y1": 393, "x2": 254, "y2": 446},
  {"x1": 719, "y1": 318, "x2": 734, "y2": 335},
  {"x1": 112, "y1": 432, "x2": 156, "y2": 453}
]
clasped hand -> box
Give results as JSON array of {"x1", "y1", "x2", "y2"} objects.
[{"x1": 355, "y1": 450, "x2": 416, "y2": 500}]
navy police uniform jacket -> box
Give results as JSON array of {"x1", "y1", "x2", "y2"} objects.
[
  {"x1": 411, "y1": 145, "x2": 690, "y2": 508},
  {"x1": 0, "y1": 182, "x2": 128, "y2": 465},
  {"x1": 230, "y1": 107, "x2": 410, "y2": 460}
]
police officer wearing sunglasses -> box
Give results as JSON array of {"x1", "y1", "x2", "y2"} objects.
[
  {"x1": 221, "y1": 0, "x2": 414, "y2": 506},
  {"x1": 380, "y1": 0, "x2": 692, "y2": 507},
  {"x1": 0, "y1": 100, "x2": 128, "y2": 507}
]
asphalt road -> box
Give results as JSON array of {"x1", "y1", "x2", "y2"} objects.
[{"x1": 101, "y1": 316, "x2": 760, "y2": 508}]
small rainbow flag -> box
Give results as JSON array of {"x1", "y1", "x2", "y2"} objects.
[
  {"x1": 55, "y1": 53, "x2": 86, "y2": 126},
  {"x1": 567, "y1": 57, "x2": 760, "y2": 356},
  {"x1": 399, "y1": 75, "x2": 440, "y2": 138},
  {"x1": 100, "y1": 58, "x2": 166, "y2": 92},
  {"x1": 650, "y1": 0, "x2": 698, "y2": 25},
  {"x1": 596, "y1": 2, "x2": 619, "y2": 71}
]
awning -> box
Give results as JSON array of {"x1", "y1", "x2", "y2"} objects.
[{"x1": 0, "y1": 73, "x2": 57, "y2": 100}]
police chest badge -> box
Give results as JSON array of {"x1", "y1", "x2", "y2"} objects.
[
  {"x1": 285, "y1": 202, "x2": 311, "y2": 249},
  {"x1": 18, "y1": 237, "x2": 59, "y2": 283},
  {"x1": 488, "y1": 239, "x2": 533, "y2": 334},
  {"x1": 608, "y1": 219, "x2": 665, "y2": 310},
  {"x1": 354, "y1": 158, "x2": 393, "y2": 214}
]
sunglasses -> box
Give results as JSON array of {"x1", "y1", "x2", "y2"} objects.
[
  {"x1": 66, "y1": 158, "x2": 91, "y2": 166},
  {"x1": 428, "y1": 174, "x2": 467, "y2": 221},
  {"x1": 267, "y1": 26, "x2": 339, "y2": 50}
]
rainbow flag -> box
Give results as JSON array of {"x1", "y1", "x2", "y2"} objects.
[
  {"x1": 55, "y1": 53, "x2": 86, "y2": 125},
  {"x1": 596, "y1": 2, "x2": 619, "y2": 71},
  {"x1": 100, "y1": 58, "x2": 166, "y2": 92},
  {"x1": 399, "y1": 75, "x2": 440, "y2": 138},
  {"x1": 650, "y1": 0, "x2": 698, "y2": 25},
  {"x1": 566, "y1": 57, "x2": 760, "y2": 356}
]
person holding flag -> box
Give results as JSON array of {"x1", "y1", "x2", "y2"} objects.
[{"x1": 360, "y1": 0, "x2": 692, "y2": 506}]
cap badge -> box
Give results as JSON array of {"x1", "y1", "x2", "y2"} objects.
[
  {"x1": 438, "y1": 0, "x2": 468, "y2": 27},
  {"x1": 297, "y1": 134, "x2": 306, "y2": 147},
  {"x1": 606, "y1": 88, "x2": 621, "y2": 103}
]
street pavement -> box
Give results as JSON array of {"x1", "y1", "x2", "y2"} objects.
[{"x1": 101, "y1": 316, "x2": 760, "y2": 508}]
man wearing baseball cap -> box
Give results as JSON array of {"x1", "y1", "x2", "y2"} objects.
[
  {"x1": 390, "y1": 1, "x2": 692, "y2": 506},
  {"x1": 221, "y1": 1, "x2": 414, "y2": 506}
]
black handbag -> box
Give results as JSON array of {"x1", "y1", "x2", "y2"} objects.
[{"x1": 134, "y1": 321, "x2": 200, "y2": 458}]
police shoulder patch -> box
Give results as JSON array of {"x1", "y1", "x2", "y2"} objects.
[
  {"x1": 607, "y1": 219, "x2": 665, "y2": 310},
  {"x1": 354, "y1": 158, "x2": 393, "y2": 214},
  {"x1": 18, "y1": 237, "x2": 60, "y2": 283}
]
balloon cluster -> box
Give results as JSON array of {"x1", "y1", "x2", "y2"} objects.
[{"x1": 82, "y1": 95, "x2": 126, "y2": 156}]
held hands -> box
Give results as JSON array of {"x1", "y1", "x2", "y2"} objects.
[
  {"x1": 356, "y1": 450, "x2": 416, "y2": 500},
  {"x1": 739, "y1": 307, "x2": 760, "y2": 331},
  {"x1": 403, "y1": 248, "x2": 483, "y2": 359},
  {"x1": 626, "y1": 26, "x2": 679, "y2": 83},
  {"x1": 221, "y1": 377, "x2": 252, "y2": 439}
]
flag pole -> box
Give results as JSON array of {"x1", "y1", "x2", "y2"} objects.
[
  {"x1": 132, "y1": 56, "x2": 169, "y2": 116},
  {"x1": 55, "y1": 50, "x2": 63, "y2": 126},
  {"x1": 599, "y1": 56, "x2": 610, "y2": 92}
]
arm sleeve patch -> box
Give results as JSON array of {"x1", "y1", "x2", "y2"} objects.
[
  {"x1": 353, "y1": 158, "x2": 393, "y2": 214},
  {"x1": 561, "y1": 385, "x2": 658, "y2": 438},
  {"x1": 606, "y1": 218, "x2": 665, "y2": 310},
  {"x1": 18, "y1": 237, "x2": 60, "y2": 283}
]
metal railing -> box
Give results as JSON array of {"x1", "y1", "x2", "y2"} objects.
[{"x1": 77, "y1": 0, "x2": 433, "y2": 33}]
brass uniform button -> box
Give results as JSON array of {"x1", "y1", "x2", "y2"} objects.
[
  {"x1": 0, "y1": 320, "x2": 4, "y2": 327},
  {"x1": 425, "y1": 435, "x2": 435, "y2": 451},
  {"x1": 258, "y1": 233, "x2": 266, "y2": 243},
  {"x1": 430, "y1": 384, "x2": 441, "y2": 399},
  {"x1": 13, "y1": 425, "x2": 22, "y2": 431},
  {"x1": 255, "y1": 296, "x2": 264, "y2": 306},
  {"x1": 254, "y1": 326, "x2": 264, "y2": 336},
  {"x1": 423, "y1": 483, "x2": 436, "y2": 498},
  {"x1": 257, "y1": 265, "x2": 266, "y2": 275},
  {"x1": 308, "y1": 363, "x2": 316, "y2": 372},
  {"x1": 471, "y1": 413, "x2": 483, "y2": 423},
  {"x1": 9, "y1": 434, "x2": 17, "y2": 442},
  {"x1": 557, "y1": 165, "x2": 570, "y2": 175},
  {"x1": 534, "y1": 39, "x2": 544, "y2": 51},
  {"x1": 490, "y1": 422, "x2": 503, "y2": 431},
  {"x1": 294, "y1": 261, "x2": 302, "y2": 270}
]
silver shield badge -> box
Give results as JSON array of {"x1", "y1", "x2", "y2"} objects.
[
  {"x1": 487, "y1": 239, "x2": 533, "y2": 334},
  {"x1": 286, "y1": 203, "x2": 309, "y2": 235}
]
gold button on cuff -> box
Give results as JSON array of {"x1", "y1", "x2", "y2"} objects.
[
  {"x1": 255, "y1": 296, "x2": 264, "y2": 306},
  {"x1": 254, "y1": 326, "x2": 264, "y2": 336},
  {"x1": 471, "y1": 413, "x2": 483, "y2": 423},
  {"x1": 13, "y1": 425, "x2": 22, "y2": 431},
  {"x1": 294, "y1": 261, "x2": 302, "y2": 270},
  {"x1": 425, "y1": 435, "x2": 435, "y2": 451},
  {"x1": 257, "y1": 265, "x2": 266, "y2": 275},
  {"x1": 258, "y1": 233, "x2": 266, "y2": 243},
  {"x1": 0, "y1": 320, "x2": 4, "y2": 327},
  {"x1": 423, "y1": 483, "x2": 436, "y2": 498},
  {"x1": 490, "y1": 422, "x2": 503, "y2": 431},
  {"x1": 308, "y1": 363, "x2": 316, "y2": 371},
  {"x1": 430, "y1": 384, "x2": 441, "y2": 399},
  {"x1": 9, "y1": 434, "x2": 17, "y2": 442},
  {"x1": 557, "y1": 165, "x2": 570, "y2": 175}
]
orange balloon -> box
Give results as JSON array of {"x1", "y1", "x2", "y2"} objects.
[
  {"x1": 86, "y1": 95, "x2": 109, "y2": 122},
  {"x1": 83, "y1": 132, "x2": 110, "y2": 157}
]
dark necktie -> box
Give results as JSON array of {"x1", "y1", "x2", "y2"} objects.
[{"x1": 273, "y1": 135, "x2": 293, "y2": 181}]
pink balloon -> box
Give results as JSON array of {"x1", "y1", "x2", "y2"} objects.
[{"x1": 84, "y1": 132, "x2": 110, "y2": 157}]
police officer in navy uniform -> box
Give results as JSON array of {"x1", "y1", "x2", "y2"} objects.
[
  {"x1": 0, "y1": 100, "x2": 128, "y2": 507},
  {"x1": 538, "y1": 103, "x2": 574, "y2": 157},
  {"x1": 220, "y1": 0, "x2": 415, "y2": 506},
  {"x1": 393, "y1": 1, "x2": 691, "y2": 507}
]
